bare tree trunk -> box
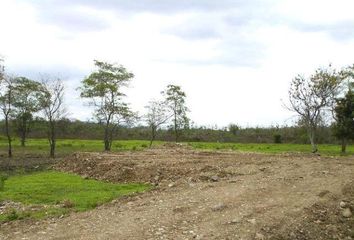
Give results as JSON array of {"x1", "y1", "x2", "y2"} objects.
[
  {"x1": 308, "y1": 126, "x2": 318, "y2": 153},
  {"x1": 174, "y1": 111, "x2": 178, "y2": 143},
  {"x1": 48, "y1": 119, "x2": 56, "y2": 158},
  {"x1": 20, "y1": 120, "x2": 26, "y2": 147},
  {"x1": 104, "y1": 125, "x2": 110, "y2": 151},
  {"x1": 150, "y1": 126, "x2": 156, "y2": 147},
  {"x1": 341, "y1": 138, "x2": 347, "y2": 154},
  {"x1": 5, "y1": 114, "x2": 12, "y2": 158}
]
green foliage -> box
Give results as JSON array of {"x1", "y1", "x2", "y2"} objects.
[
  {"x1": 12, "y1": 77, "x2": 47, "y2": 146},
  {"x1": 228, "y1": 123, "x2": 240, "y2": 135},
  {"x1": 80, "y1": 60, "x2": 135, "y2": 151},
  {"x1": 288, "y1": 65, "x2": 344, "y2": 152},
  {"x1": 273, "y1": 134, "x2": 282, "y2": 143},
  {"x1": 0, "y1": 171, "x2": 150, "y2": 222}
]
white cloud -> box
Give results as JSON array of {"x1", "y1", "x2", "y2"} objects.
[{"x1": 0, "y1": 0, "x2": 353, "y2": 127}]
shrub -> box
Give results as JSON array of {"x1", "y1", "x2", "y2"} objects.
[{"x1": 273, "y1": 134, "x2": 282, "y2": 144}]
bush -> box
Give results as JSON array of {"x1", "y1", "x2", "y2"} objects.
[{"x1": 273, "y1": 134, "x2": 282, "y2": 144}]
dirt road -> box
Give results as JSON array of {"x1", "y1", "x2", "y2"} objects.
[{"x1": 1, "y1": 147, "x2": 353, "y2": 239}]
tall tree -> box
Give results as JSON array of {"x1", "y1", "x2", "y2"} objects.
[
  {"x1": 163, "y1": 85, "x2": 189, "y2": 142},
  {"x1": 41, "y1": 77, "x2": 66, "y2": 158},
  {"x1": 0, "y1": 75, "x2": 15, "y2": 158},
  {"x1": 333, "y1": 65, "x2": 354, "y2": 153},
  {"x1": 145, "y1": 100, "x2": 170, "y2": 147},
  {"x1": 333, "y1": 89, "x2": 354, "y2": 153},
  {"x1": 80, "y1": 60, "x2": 134, "y2": 151},
  {"x1": 287, "y1": 66, "x2": 343, "y2": 153},
  {"x1": 12, "y1": 77, "x2": 47, "y2": 146}
]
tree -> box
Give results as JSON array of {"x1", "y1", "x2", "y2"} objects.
[
  {"x1": 80, "y1": 60, "x2": 134, "y2": 151},
  {"x1": 12, "y1": 77, "x2": 47, "y2": 147},
  {"x1": 145, "y1": 100, "x2": 170, "y2": 147},
  {"x1": 41, "y1": 77, "x2": 66, "y2": 158},
  {"x1": 333, "y1": 89, "x2": 354, "y2": 153},
  {"x1": 228, "y1": 123, "x2": 240, "y2": 136},
  {"x1": 333, "y1": 66, "x2": 354, "y2": 153},
  {"x1": 287, "y1": 66, "x2": 343, "y2": 153},
  {"x1": 163, "y1": 85, "x2": 189, "y2": 142},
  {"x1": 0, "y1": 75, "x2": 15, "y2": 158}
]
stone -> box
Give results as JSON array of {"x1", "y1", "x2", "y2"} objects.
[
  {"x1": 211, "y1": 203, "x2": 227, "y2": 211},
  {"x1": 255, "y1": 233, "x2": 265, "y2": 240},
  {"x1": 247, "y1": 218, "x2": 256, "y2": 225},
  {"x1": 210, "y1": 176, "x2": 219, "y2": 182},
  {"x1": 339, "y1": 201, "x2": 347, "y2": 208},
  {"x1": 342, "y1": 208, "x2": 352, "y2": 218}
]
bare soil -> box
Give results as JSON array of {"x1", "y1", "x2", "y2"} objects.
[{"x1": 1, "y1": 145, "x2": 353, "y2": 240}]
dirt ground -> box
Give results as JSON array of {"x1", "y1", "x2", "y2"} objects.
[{"x1": 1, "y1": 145, "x2": 353, "y2": 240}]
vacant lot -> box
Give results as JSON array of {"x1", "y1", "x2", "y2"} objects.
[{"x1": 1, "y1": 145, "x2": 353, "y2": 239}]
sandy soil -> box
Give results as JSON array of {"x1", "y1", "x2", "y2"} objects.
[{"x1": 1, "y1": 146, "x2": 353, "y2": 239}]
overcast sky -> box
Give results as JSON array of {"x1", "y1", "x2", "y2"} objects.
[{"x1": 0, "y1": 0, "x2": 354, "y2": 127}]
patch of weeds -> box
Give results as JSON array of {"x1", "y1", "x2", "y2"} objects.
[
  {"x1": 61, "y1": 199, "x2": 75, "y2": 208},
  {"x1": 6, "y1": 209, "x2": 19, "y2": 221},
  {"x1": 0, "y1": 174, "x2": 8, "y2": 191},
  {"x1": 141, "y1": 144, "x2": 148, "y2": 148}
]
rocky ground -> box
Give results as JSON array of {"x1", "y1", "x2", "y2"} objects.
[{"x1": 0, "y1": 145, "x2": 353, "y2": 239}]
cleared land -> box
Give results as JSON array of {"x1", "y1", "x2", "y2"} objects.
[{"x1": 1, "y1": 145, "x2": 353, "y2": 240}]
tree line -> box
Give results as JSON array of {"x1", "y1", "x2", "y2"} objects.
[
  {"x1": 0, "y1": 59, "x2": 189, "y2": 157},
  {"x1": 1, "y1": 58, "x2": 353, "y2": 157}
]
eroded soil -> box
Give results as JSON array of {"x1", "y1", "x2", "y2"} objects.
[{"x1": 1, "y1": 146, "x2": 353, "y2": 239}]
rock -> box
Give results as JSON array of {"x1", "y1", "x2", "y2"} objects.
[
  {"x1": 210, "y1": 176, "x2": 219, "y2": 182},
  {"x1": 211, "y1": 203, "x2": 227, "y2": 211},
  {"x1": 168, "y1": 183, "x2": 175, "y2": 188},
  {"x1": 247, "y1": 218, "x2": 256, "y2": 225},
  {"x1": 342, "y1": 208, "x2": 352, "y2": 218},
  {"x1": 339, "y1": 201, "x2": 347, "y2": 208},
  {"x1": 228, "y1": 217, "x2": 241, "y2": 224},
  {"x1": 255, "y1": 233, "x2": 265, "y2": 240}
]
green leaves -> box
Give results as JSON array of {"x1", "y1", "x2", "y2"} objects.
[
  {"x1": 79, "y1": 60, "x2": 135, "y2": 150},
  {"x1": 80, "y1": 60, "x2": 133, "y2": 99}
]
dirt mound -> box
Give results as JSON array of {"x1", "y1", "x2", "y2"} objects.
[{"x1": 54, "y1": 149, "x2": 233, "y2": 185}]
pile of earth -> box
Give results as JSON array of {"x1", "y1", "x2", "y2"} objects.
[{"x1": 54, "y1": 147, "x2": 248, "y2": 185}]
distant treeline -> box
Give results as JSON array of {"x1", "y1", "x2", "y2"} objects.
[{"x1": 0, "y1": 119, "x2": 342, "y2": 145}]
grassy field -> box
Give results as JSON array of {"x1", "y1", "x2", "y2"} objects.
[
  {"x1": 0, "y1": 138, "x2": 352, "y2": 158},
  {"x1": 0, "y1": 171, "x2": 150, "y2": 222},
  {"x1": 0, "y1": 138, "x2": 161, "y2": 158},
  {"x1": 188, "y1": 142, "x2": 354, "y2": 155}
]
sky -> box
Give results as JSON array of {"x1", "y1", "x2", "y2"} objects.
[{"x1": 0, "y1": 0, "x2": 354, "y2": 127}]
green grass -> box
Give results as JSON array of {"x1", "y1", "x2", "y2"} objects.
[
  {"x1": 188, "y1": 142, "x2": 354, "y2": 156},
  {"x1": 0, "y1": 139, "x2": 161, "y2": 158},
  {"x1": 0, "y1": 137, "x2": 351, "y2": 157},
  {"x1": 0, "y1": 171, "x2": 150, "y2": 222}
]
